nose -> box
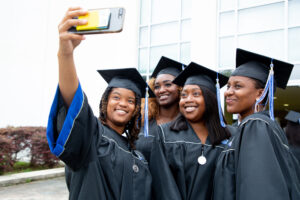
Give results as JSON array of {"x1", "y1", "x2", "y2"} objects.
[
  {"x1": 158, "y1": 85, "x2": 167, "y2": 94},
  {"x1": 184, "y1": 94, "x2": 194, "y2": 102},
  {"x1": 225, "y1": 86, "x2": 233, "y2": 97},
  {"x1": 118, "y1": 98, "x2": 128, "y2": 107}
]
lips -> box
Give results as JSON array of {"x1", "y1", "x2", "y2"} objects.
[
  {"x1": 159, "y1": 94, "x2": 169, "y2": 101},
  {"x1": 184, "y1": 105, "x2": 197, "y2": 112},
  {"x1": 115, "y1": 109, "x2": 128, "y2": 115},
  {"x1": 226, "y1": 98, "x2": 236, "y2": 105}
]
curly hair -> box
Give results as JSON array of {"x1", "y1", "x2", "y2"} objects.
[
  {"x1": 99, "y1": 87, "x2": 141, "y2": 149},
  {"x1": 141, "y1": 78, "x2": 159, "y2": 123}
]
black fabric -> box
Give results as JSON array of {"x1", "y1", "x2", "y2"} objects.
[
  {"x1": 173, "y1": 62, "x2": 228, "y2": 93},
  {"x1": 151, "y1": 56, "x2": 186, "y2": 78},
  {"x1": 290, "y1": 146, "x2": 300, "y2": 164},
  {"x1": 233, "y1": 48, "x2": 294, "y2": 89},
  {"x1": 97, "y1": 68, "x2": 155, "y2": 97},
  {"x1": 55, "y1": 93, "x2": 152, "y2": 200},
  {"x1": 214, "y1": 111, "x2": 300, "y2": 200},
  {"x1": 213, "y1": 126, "x2": 237, "y2": 200},
  {"x1": 135, "y1": 120, "x2": 181, "y2": 200},
  {"x1": 157, "y1": 121, "x2": 226, "y2": 200}
]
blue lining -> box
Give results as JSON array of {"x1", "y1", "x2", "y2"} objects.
[{"x1": 46, "y1": 83, "x2": 84, "y2": 157}]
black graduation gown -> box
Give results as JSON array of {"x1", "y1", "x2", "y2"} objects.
[
  {"x1": 136, "y1": 119, "x2": 159, "y2": 161},
  {"x1": 157, "y1": 121, "x2": 226, "y2": 200},
  {"x1": 47, "y1": 84, "x2": 152, "y2": 200},
  {"x1": 136, "y1": 119, "x2": 182, "y2": 200},
  {"x1": 214, "y1": 111, "x2": 300, "y2": 200},
  {"x1": 290, "y1": 146, "x2": 300, "y2": 165},
  {"x1": 213, "y1": 126, "x2": 237, "y2": 200}
]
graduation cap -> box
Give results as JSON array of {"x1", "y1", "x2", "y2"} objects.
[
  {"x1": 173, "y1": 62, "x2": 229, "y2": 127},
  {"x1": 285, "y1": 110, "x2": 300, "y2": 124},
  {"x1": 232, "y1": 48, "x2": 294, "y2": 120},
  {"x1": 97, "y1": 68, "x2": 155, "y2": 98},
  {"x1": 172, "y1": 62, "x2": 228, "y2": 93},
  {"x1": 233, "y1": 48, "x2": 294, "y2": 89},
  {"x1": 151, "y1": 56, "x2": 186, "y2": 78}
]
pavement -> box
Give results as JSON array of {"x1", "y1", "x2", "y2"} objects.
[
  {"x1": 0, "y1": 168, "x2": 68, "y2": 200},
  {"x1": 0, "y1": 167, "x2": 65, "y2": 187},
  {"x1": 0, "y1": 176, "x2": 68, "y2": 200}
]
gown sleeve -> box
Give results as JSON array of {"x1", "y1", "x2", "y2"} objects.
[
  {"x1": 235, "y1": 119, "x2": 290, "y2": 200},
  {"x1": 46, "y1": 83, "x2": 99, "y2": 171}
]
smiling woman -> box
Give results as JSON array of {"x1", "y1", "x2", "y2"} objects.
[
  {"x1": 150, "y1": 62, "x2": 231, "y2": 199},
  {"x1": 46, "y1": 7, "x2": 156, "y2": 200}
]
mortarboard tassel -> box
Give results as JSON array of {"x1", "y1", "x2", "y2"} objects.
[
  {"x1": 254, "y1": 59, "x2": 275, "y2": 120},
  {"x1": 268, "y1": 60, "x2": 275, "y2": 120},
  {"x1": 216, "y1": 73, "x2": 226, "y2": 128},
  {"x1": 144, "y1": 87, "x2": 149, "y2": 137}
]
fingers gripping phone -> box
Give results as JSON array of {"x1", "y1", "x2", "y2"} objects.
[{"x1": 68, "y1": 7, "x2": 125, "y2": 35}]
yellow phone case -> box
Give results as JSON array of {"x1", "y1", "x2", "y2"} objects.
[{"x1": 76, "y1": 9, "x2": 110, "y2": 31}]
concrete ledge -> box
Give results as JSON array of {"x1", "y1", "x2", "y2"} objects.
[{"x1": 0, "y1": 167, "x2": 65, "y2": 187}]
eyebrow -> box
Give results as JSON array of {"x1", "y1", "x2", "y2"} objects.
[
  {"x1": 155, "y1": 80, "x2": 172, "y2": 85},
  {"x1": 182, "y1": 87, "x2": 201, "y2": 92}
]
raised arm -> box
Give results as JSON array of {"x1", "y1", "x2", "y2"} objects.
[{"x1": 57, "y1": 7, "x2": 87, "y2": 107}]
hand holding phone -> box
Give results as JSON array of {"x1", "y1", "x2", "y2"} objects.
[{"x1": 68, "y1": 7, "x2": 125, "y2": 35}]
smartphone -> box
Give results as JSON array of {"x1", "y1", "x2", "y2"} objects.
[{"x1": 68, "y1": 7, "x2": 125, "y2": 35}]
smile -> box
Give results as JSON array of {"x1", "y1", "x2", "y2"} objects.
[
  {"x1": 159, "y1": 95, "x2": 169, "y2": 100},
  {"x1": 184, "y1": 106, "x2": 197, "y2": 112},
  {"x1": 226, "y1": 98, "x2": 236, "y2": 104},
  {"x1": 115, "y1": 109, "x2": 128, "y2": 115}
]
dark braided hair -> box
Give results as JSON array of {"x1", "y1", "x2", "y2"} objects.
[{"x1": 99, "y1": 87, "x2": 141, "y2": 149}]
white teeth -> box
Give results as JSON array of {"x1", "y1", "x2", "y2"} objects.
[
  {"x1": 116, "y1": 109, "x2": 126, "y2": 114},
  {"x1": 159, "y1": 95, "x2": 168, "y2": 99},
  {"x1": 185, "y1": 106, "x2": 196, "y2": 112}
]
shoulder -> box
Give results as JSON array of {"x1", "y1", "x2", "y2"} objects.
[{"x1": 240, "y1": 112, "x2": 272, "y2": 127}]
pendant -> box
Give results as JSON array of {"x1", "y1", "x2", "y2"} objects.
[
  {"x1": 198, "y1": 155, "x2": 207, "y2": 165},
  {"x1": 132, "y1": 164, "x2": 139, "y2": 173}
]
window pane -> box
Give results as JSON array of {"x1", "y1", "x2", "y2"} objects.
[
  {"x1": 152, "y1": 0, "x2": 180, "y2": 23},
  {"x1": 139, "y1": 48, "x2": 149, "y2": 74},
  {"x1": 219, "y1": 11, "x2": 235, "y2": 36},
  {"x1": 149, "y1": 44, "x2": 178, "y2": 72},
  {"x1": 238, "y1": 30, "x2": 284, "y2": 60},
  {"x1": 219, "y1": 0, "x2": 235, "y2": 11},
  {"x1": 181, "y1": 19, "x2": 191, "y2": 41},
  {"x1": 239, "y1": 0, "x2": 281, "y2": 8},
  {"x1": 288, "y1": 27, "x2": 300, "y2": 62},
  {"x1": 140, "y1": 0, "x2": 150, "y2": 25},
  {"x1": 182, "y1": 0, "x2": 192, "y2": 18},
  {"x1": 288, "y1": 0, "x2": 300, "y2": 27},
  {"x1": 219, "y1": 36, "x2": 235, "y2": 68},
  {"x1": 238, "y1": 2, "x2": 284, "y2": 34},
  {"x1": 180, "y1": 42, "x2": 191, "y2": 65},
  {"x1": 151, "y1": 22, "x2": 179, "y2": 46},
  {"x1": 289, "y1": 64, "x2": 300, "y2": 80},
  {"x1": 139, "y1": 27, "x2": 148, "y2": 47}
]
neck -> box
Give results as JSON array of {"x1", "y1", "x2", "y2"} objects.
[
  {"x1": 106, "y1": 121, "x2": 125, "y2": 135},
  {"x1": 189, "y1": 120, "x2": 208, "y2": 144},
  {"x1": 156, "y1": 104, "x2": 180, "y2": 125},
  {"x1": 239, "y1": 104, "x2": 264, "y2": 121}
]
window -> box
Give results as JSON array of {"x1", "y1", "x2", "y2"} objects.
[
  {"x1": 138, "y1": 0, "x2": 192, "y2": 79},
  {"x1": 217, "y1": 0, "x2": 300, "y2": 81}
]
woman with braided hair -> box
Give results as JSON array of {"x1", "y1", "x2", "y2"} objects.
[{"x1": 47, "y1": 7, "x2": 154, "y2": 200}]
